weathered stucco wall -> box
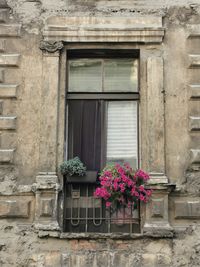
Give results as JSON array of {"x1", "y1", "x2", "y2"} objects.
[{"x1": 0, "y1": 0, "x2": 200, "y2": 266}]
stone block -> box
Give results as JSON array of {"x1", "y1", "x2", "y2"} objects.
[
  {"x1": 189, "y1": 116, "x2": 200, "y2": 131},
  {"x1": 189, "y1": 54, "x2": 200, "y2": 68},
  {"x1": 44, "y1": 251, "x2": 61, "y2": 267},
  {"x1": 151, "y1": 198, "x2": 164, "y2": 218},
  {"x1": 0, "y1": 54, "x2": 20, "y2": 67},
  {"x1": 0, "y1": 116, "x2": 16, "y2": 130},
  {"x1": 189, "y1": 84, "x2": 200, "y2": 98},
  {"x1": 0, "y1": 24, "x2": 21, "y2": 37},
  {"x1": 43, "y1": 16, "x2": 164, "y2": 43},
  {"x1": 157, "y1": 254, "x2": 172, "y2": 267},
  {"x1": 61, "y1": 254, "x2": 70, "y2": 267},
  {"x1": 40, "y1": 199, "x2": 53, "y2": 217},
  {"x1": 142, "y1": 253, "x2": 157, "y2": 267},
  {"x1": 0, "y1": 9, "x2": 9, "y2": 22},
  {"x1": 0, "y1": 40, "x2": 5, "y2": 52},
  {"x1": 0, "y1": 149, "x2": 14, "y2": 163},
  {"x1": 0, "y1": 69, "x2": 4, "y2": 83},
  {"x1": 190, "y1": 149, "x2": 200, "y2": 164},
  {"x1": 0, "y1": 0, "x2": 8, "y2": 7},
  {"x1": 0, "y1": 200, "x2": 30, "y2": 218},
  {"x1": 174, "y1": 200, "x2": 200, "y2": 219},
  {"x1": 0, "y1": 101, "x2": 3, "y2": 114},
  {"x1": 0, "y1": 84, "x2": 18, "y2": 98}
]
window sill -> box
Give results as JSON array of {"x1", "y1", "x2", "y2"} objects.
[{"x1": 37, "y1": 230, "x2": 174, "y2": 239}]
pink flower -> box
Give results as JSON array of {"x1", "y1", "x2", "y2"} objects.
[{"x1": 106, "y1": 202, "x2": 112, "y2": 207}]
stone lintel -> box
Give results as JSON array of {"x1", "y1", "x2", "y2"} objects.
[
  {"x1": 0, "y1": 149, "x2": 14, "y2": 163},
  {"x1": 0, "y1": 200, "x2": 30, "y2": 218},
  {"x1": 0, "y1": 24, "x2": 21, "y2": 37},
  {"x1": 0, "y1": 84, "x2": 18, "y2": 98},
  {"x1": 189, "y1": 116, "x2": 200, "y2": 131},
  {"x1": 0, "y1": 116, "x2": 16, "y2": 130},
  {"x1": 189, "y1": 84, "x2": 200, "y2": 98},
  {"x1": 189, "y1": 54, "x2": 200, "y2": 68},
  {"x1": 0, "y1": 54, "x2": 20, "y2": 67},
  {"x1": 174, "y1": 200, "x2": 200, "y2": 219},
  {"x1": 43, "y1": 16, "x2": 164, "y2": 43}
]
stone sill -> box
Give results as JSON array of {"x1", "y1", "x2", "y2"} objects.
[{"x1": 38, "y1": 230, "x2": 174, "y2": 240}]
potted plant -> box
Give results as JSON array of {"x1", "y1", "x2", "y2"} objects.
[
  {"x1": 94, "y1": 163, "x2": 152, "y2": 210},
  {"x1": 60, "y1": 157, "x2": 97, "y2": 183}
]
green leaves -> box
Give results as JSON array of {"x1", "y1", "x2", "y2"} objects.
[{"x1": 60, "y1": 157, "x2": 86, "y2": 176}]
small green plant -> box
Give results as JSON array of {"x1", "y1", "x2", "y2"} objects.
[{"x1": 60, "y1": 157, "x2": 86, "y2": 176}]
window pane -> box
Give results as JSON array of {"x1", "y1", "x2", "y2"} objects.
[
  {"x1": 104, "y1": 59, "x2": 138, "y2": 92},
  {"x1": 68, "y1": 59, "x2": 102, "y2": 92},
  {"x1": 106, "y1": 101, "x2": 138, "y2": 168}
]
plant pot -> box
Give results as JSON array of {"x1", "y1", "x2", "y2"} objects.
[{"x1": 65, "y1": 171, "x2": 98, "y2": 184}]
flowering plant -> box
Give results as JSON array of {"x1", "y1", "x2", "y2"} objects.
[{"x1": 94, "y1": 163, "x2": 152, "y2": 209}]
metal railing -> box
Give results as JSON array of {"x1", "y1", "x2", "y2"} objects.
[{"x1": 64, "y1": 184, "x2": 140, "y2": 233}]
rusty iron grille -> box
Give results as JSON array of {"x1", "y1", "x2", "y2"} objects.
[{"x1": 64, "y1": 184, "x2": 140, "y2": 233}]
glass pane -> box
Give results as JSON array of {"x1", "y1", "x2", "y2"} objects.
[
  {"x1": 68, "y1": 59, "x2": 102, "y2": 92},
  {"x1": 106, "y1": 101, "x2": 138, "y2": 168},
  {"x1": 104, "y1": 59, "x2": 138, "y2": 92}
]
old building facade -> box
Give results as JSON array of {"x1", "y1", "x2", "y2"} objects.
[{"x1": 0, "y1": 0, "x2": 200, "y2": 266}]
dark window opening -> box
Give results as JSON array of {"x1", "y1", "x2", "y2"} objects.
[{"x1": 64, "y1": 49, "x2": 140, "y2": 233}]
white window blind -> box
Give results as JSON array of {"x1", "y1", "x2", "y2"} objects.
[{"x1": 106, "y1": 101, "x2": 138, "y2": 168}]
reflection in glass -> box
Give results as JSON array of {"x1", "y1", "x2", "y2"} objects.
[
  {"x1": 68, "y1": 59, "x2": 102, "y2": 92},
  {"x1": 104, "y1": 59, "x2": 138, "y2": 92}
]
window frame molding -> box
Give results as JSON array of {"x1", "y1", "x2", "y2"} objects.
[{"x1": 33, "y1": 16, "x2": 175, "y2": 238}]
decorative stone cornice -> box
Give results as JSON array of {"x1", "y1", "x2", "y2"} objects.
[
  {"x1": 42, "y1": 16, "x2": 165, "y2": 44},
  {"x1": 39, "y1": 40, "x2": 64, "y2": 53}
]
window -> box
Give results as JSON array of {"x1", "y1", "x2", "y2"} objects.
[{"x1": 64, "y1": 49, "x2": 140, "y2": 233}]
